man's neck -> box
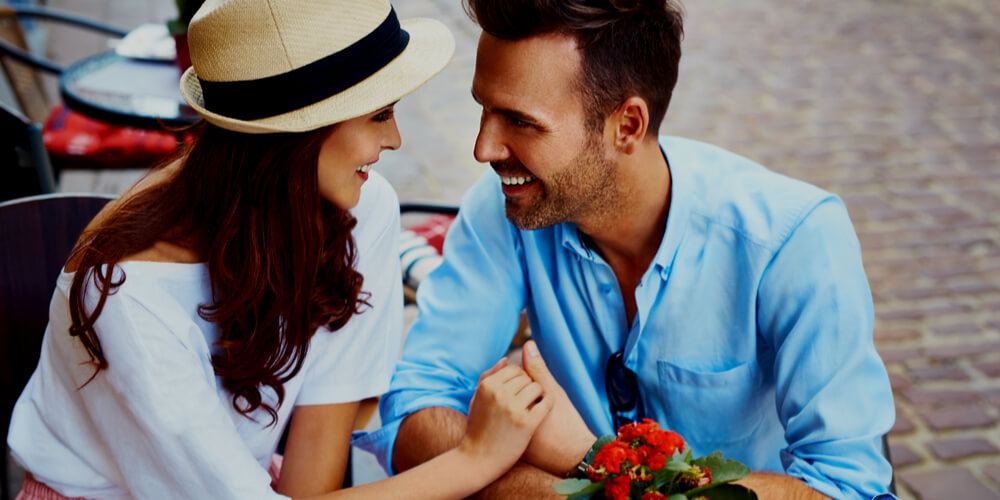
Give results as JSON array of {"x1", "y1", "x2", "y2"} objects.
[{"x1": 576, "y1": 138, "x2": 671, "y2": 274}]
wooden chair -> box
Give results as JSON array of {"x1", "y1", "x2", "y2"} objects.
[
  {"x1": 0, "y1": 4, "x2": 127, "y2": 123},
  {"x1": 1, "y1": 6, "x2": 185, "y2": 176},
  {"x1": 0, "y1": 192, "x2": 114, "y2": 500},
  {"x1": 0, "y1": 99, "x2": 55, "y2": 201}
]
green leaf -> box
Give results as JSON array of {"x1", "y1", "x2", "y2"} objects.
[
  {"x1": 665, "y1": 451, "x2": 692, "y2": 472},
  {"x1": 553, "y1": 478, "x2": 595, "y2": 496},
  {"x1": 666, "y1": 461, "x2": 692, "y2": 472},
  {"x1": 653, "y1": 467, "x2": 681, "y2": 489},
  {"x1": 667, "y1": 495, "x2": 687, "y2": 500},
  {"x1": 684, "y1": 483, "x2": 758, "y2": 499},
  {"x1": 691, "y1": 452, "x2": 751, "y2": 485},
  {"x1": 553, "y1": 478, "x2": 604, "y2": 499},
  {"x1": 570, "y1": 483, "x2": 604, "y2": 498}
]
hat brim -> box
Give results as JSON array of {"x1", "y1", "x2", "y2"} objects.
[{"x1": 180, "y1": 17, "x2": 455, "y2": 134}]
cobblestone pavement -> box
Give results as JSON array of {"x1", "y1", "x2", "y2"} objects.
[
  {"x1": 659, "y1": 2, "x2": 1000, "y2": 499},
  {"x1": 34, "y1": 0, "x2": 1000, "y2": 498}
]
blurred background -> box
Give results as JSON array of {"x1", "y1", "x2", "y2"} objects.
[{"x1": 1, "y1": 0, "x2": 997, "y2": 498}]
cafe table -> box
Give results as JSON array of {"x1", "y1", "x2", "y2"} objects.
[{"x1": 59, "y1": 51, "x2": 200, "y2": 130}]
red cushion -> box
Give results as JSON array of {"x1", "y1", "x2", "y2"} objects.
[
  {"x1": 406, "y1": 214, "x2": 454, "y2": 254},
  {"x1": 42, "y1": 104, "x2": 179, "y2": 168}
]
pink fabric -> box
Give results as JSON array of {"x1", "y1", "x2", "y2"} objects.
[
  {"x1": 15, "y1": 475, "x2": 84, "y2": 500},
  {"x1": 17, "y1": 456, "x2": 285, "y2": 499},
  {"x1": 268, "y1": 454, "x2": 284, "y2": 489}
]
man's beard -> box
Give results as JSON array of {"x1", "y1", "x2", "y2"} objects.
[{"x1": 503, "y1": 135, "x2": 622, "y2": 230}]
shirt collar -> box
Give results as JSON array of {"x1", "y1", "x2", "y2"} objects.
[
  {"x1": 653, "y1": 136, "x2": 692, "y2": 280},
  {"x1": 560, "y1": 225, "x2": 595, "y2": 261}
]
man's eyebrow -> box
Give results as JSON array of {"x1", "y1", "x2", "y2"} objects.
[
  {"x1": 497, "y1": 108, "x2": 541, "y2": 126},
  {"x1": 470, "y1": 89, "x2": 544, "y2": 126}
]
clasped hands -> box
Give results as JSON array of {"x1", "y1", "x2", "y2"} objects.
[{"x1": 460, "y1": 340, "x2": 597, "y2": 478}]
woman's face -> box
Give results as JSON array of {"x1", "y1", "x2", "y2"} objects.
[{"x1": 317, "y1": 102, "x2": 401, "y2": 209}]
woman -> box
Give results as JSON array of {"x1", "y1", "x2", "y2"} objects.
[{"x1": 7, "y1": 1, "x2": 551, "y2": 498}]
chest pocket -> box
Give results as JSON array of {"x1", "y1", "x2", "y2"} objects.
[{"x1": 655, "y1": 360, "x2": 767, "y2": 446}]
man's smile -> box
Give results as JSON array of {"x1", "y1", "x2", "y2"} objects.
[{"x1": 499, "y1": 174, "x2": 536, "y2": 186}]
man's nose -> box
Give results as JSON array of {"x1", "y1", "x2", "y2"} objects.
[{"x1": 473, "y1": 117, "x2": 508, "y2": 163}]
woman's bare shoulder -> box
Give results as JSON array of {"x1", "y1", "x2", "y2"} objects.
[
  {"x1": 122, "y1": 242, "x2": 201, "y2": 264},
  {"x1": 66, "y1": 160, "x2": 200, "y2": 271}
]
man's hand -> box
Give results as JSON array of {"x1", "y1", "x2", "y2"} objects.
[
  {"x1": 520, "y1": 341, "x2": 597, "y2": 475},
  {"x1": 394, "y1": 406, "x2": 562, "y2": 498}
]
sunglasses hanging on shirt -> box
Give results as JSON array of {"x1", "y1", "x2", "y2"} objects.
[{"x1": 606, "y1": 349, "x2": 645, "y2": 429}]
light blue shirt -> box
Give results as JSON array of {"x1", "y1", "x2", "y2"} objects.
[{"x1": 355, "y1": 136, "x2": 895, "y2": 499}]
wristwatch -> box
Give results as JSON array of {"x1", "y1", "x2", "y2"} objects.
[
  {"x1": 568, "y1": 438, "x2": 602, "y2": 479},
  {"x1": 569, "y1": 456, "x2": 592, "y2": 479}
]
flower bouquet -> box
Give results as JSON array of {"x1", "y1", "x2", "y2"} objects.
[{"x1": 554, "y1": 419, "x2": 757, "y2": 500}]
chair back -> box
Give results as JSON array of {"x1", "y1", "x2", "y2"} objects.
[
  {"x1": 0, "y1": 193, "x2": 114, "y2": 500},
  {"x1": 0, "y1": 6, "x2": 50, "y2": 123},
  {"x1": 0, "y1": 100, "x2": 55, "y2": 201}
]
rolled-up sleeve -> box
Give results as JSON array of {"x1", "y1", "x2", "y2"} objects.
[
  {"x1": 353, "y1": 174, "x2": 527, "y2": 474},
  {"x1": 757, "y1": 196, "x2": 895, "y2": 499}
]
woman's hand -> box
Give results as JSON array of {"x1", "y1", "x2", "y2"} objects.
[{"x1": 458, "y1": 358, "x2": 553, "y2": 474}]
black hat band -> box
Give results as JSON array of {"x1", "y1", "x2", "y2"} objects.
[{"x1": 198, "y1": 8, "x2": 410, "y2": 121}]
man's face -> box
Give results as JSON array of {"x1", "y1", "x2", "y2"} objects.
[{"x1": 472, "y1": 33, "x2": 622, "y2": 229}]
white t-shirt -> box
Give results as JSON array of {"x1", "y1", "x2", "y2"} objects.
[{"x1": 8, "y1": 173, "x2": 404, "y2": 500}]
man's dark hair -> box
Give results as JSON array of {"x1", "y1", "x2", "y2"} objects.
[{"x1": 465, "y1": 0, "x2": 684, "y2": 135}]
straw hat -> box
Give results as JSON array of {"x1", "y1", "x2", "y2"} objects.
[{"x1": 180, "y1": 0, "x2": 455, "y2": 134}]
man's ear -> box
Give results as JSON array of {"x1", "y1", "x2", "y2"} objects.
[{"x1": 609, "y1": 96, "x2": 650, "y2": 155}]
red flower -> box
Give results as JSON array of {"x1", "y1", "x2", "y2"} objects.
[
  {"x1": 587, "y1": 465, "x2": 606, "y2": 483},
  {"x1": 604, "y1": 475, "x2": 632, "y2": 500},
  {"x1": 636, "y1": 467, "x2": 652, "y2": 482},
  {"x1": 636, "y1": 444, "x2": 671, "y2": 471},
  {"x1": 618, "y1": 418, "x2": 660, "y2": 442},
  {"x1": 666, "y1": 431, "x2": 685, "y2": 455},
  {"x1": 645, "y1": 429, "x2": 685, "y2": 456},
  {"x1": 593, "y1": 441, "x2": 637, "y2": 474},
  {"x1": 678, "y1": 464, "x2": 711, "y2": 489},
  {"x1": 641, "y1": 492, "x2": 667, "y2": 500},
  {"x1": 617, "y1": 418, "x2": 660, "y2": 442},
  {"x1": 625, "y1": 448, "x2": 640, "y2": 470},
  {"x1": 645, "y1": 452, "x2": 667, "y2": 471}
]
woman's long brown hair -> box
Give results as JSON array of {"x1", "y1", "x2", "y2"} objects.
[{"x1": 67, "y1": 122, "x2": 369, "y2": 424}]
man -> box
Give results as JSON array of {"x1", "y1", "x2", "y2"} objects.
[{"x1": 355, "y1": 0, "x2": 895, "y2": 498}]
